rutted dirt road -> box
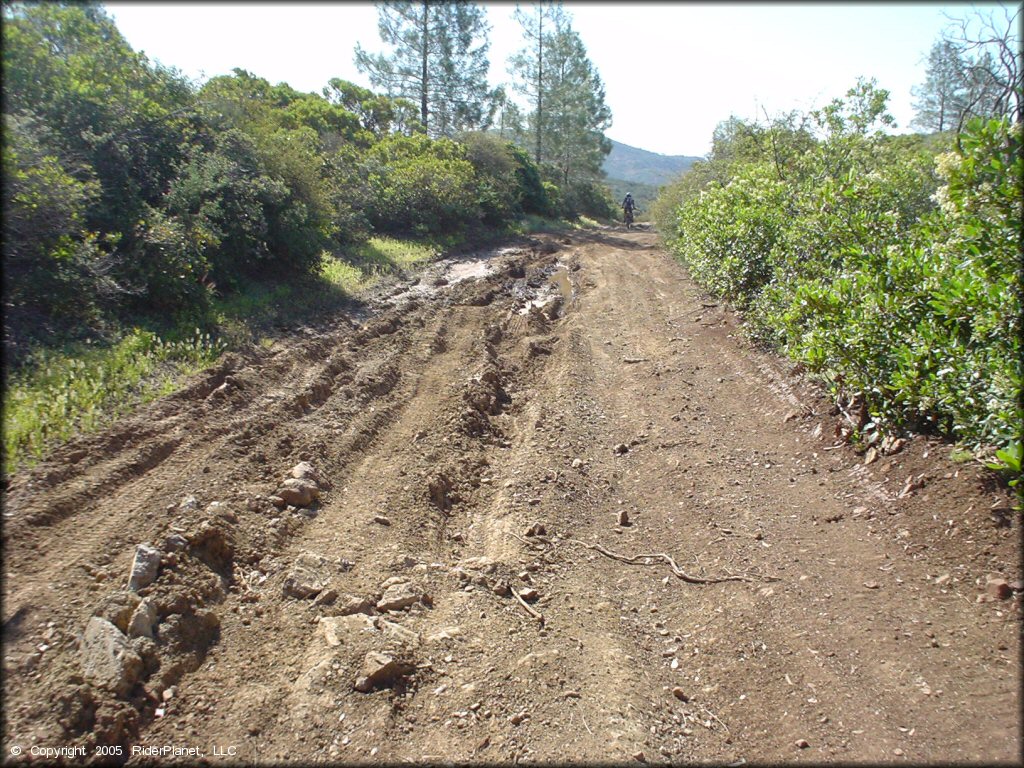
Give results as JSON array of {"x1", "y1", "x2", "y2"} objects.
[{"x1": 2, "y1": 228, "x2": 1020, "y2": 765}]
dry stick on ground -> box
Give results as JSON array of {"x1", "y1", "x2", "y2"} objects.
[
  {"x1": 564, "y1": 539, "x2": 780, "y2": 584},
  {"x1": 510, "y1": 531, "x2": 550, "y2": 550},
  {"x1": 698, "y1": 703, "x2": 731, "y2": 736},
  {"x1": 510, "y1": 585, "x2": 544, "y2": 624}
]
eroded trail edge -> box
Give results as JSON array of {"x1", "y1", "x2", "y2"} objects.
[{"x1": 3, "y1": 230, "x2": 1019, "y2": 765}]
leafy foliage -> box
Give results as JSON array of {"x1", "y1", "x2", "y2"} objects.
[
  {"x1": 0, "y1": 1, "x2": 593, "y2": 472},
  {"x1": 660, "y1": 79, "x2": 1021, "y2": 456},
  {"x1": 509, "y1": 3, "x2": 613, "y2": 220}
]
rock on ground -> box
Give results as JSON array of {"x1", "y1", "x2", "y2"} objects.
[
  {"x1": 283, "y1": 552, "x2": 333, "y2": 599},
  {"x1": 80, "y1": 617, "x2": 143, "y2": 697},
  {"x1": 353, "y1": 651, "x2": 411, "y2": 692},
  {"x1": 128, "y1": 543, "x2": 161, "y2": 592}
]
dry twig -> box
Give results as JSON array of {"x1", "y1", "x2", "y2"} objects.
[
  {"x1": 564, "y1": 539, "x2": 778, "y2": 584},
  {"x1": 510, "y1": 531, "x2": 551, "y2": 550},
  {"x1": 510, "y1": 585, "x2": 544, "y2": 624}
]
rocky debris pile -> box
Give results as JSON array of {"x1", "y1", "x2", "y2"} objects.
[
  {"x1": 304, "y1": 573, "x2": 434, "y2": 697},
  {"x1": 458, "y1": 341, "x2": 510, "y2": 440},
  {"x1": 72, "y1": 494, "x2": 245, "y2": 746}
]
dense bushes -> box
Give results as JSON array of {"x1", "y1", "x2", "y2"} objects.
[
  {"x1": 1, "y1": 3, "x2": 563, "y2": 359},
  {"x1": 660, "y1": 81, "x2": 1021, "y2": 451}
]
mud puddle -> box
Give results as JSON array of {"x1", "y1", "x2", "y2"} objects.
[
  {"x1": 514, "y1": 262, "x2": 574, "y2": 315},
  {"x1": 382, "y1": 246, "x2": 527, "y2": 309}
]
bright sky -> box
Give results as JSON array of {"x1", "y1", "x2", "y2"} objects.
[{"x1": 106, "y1": 2, "x2": 980, "y2": 157}]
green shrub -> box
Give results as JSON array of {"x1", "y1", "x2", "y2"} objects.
[
  {"x1": 663, "y1": 82, "x2": 1020, "y2": 452},
  {"x1": 363, "y1": 134, "x2": 480, "y2": 236}
]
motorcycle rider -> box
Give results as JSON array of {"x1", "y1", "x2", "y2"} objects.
[{"x1": 622, "y1": 192, "x2": 637, "y2": 225}]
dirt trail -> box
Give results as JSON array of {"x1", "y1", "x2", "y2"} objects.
[{"x1": 2, "y1": 229, "x2": 1020, "y2": 765}]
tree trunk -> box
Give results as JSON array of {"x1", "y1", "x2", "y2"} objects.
[
  {"x1": 421, "y1": 0, "x2": 429, "y2": 132},
  {"x1": 535, "y1": 11, "x2": 543, "y2": 165}
]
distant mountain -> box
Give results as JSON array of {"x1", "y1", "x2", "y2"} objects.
[{"x1": 602, "y1": 139, "x2": 701, "y2": 187}]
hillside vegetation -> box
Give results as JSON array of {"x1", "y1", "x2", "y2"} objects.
[
  {"x1": 654, "y1": 80, "x2": 1021, "y2": 461},
  {"x1": 2, "y1": 2, "x2": 619, "y2": 474},
  {"x1": 602, "y1": 139, "x2": 699, "y2": 186}
]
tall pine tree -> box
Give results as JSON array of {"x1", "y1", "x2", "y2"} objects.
[
  {"x1": 543, "y1": 26, "x2": 612, "y2": 187},
  {"x1": 354, "y1": 1, "x2": 493, "y2": 138},
  {"x1": 510, "y1": 4, "x2": 611, "y2": 186}
]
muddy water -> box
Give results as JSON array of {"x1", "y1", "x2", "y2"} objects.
[
  {"x1": 550, "y1": 265, "x2": 572, "y2": 301},
  {"x1": 515, "y1": 263, "x2": 574, "y2": 315},
  {"x1": 383, "y1": 247, "x2": 527, "y2": 308}
]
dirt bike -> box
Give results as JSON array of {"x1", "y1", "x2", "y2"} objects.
[{"x1": 624, "y1": 207, "x2": 635, "y2": 229}]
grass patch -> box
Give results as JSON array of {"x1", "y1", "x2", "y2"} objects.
[
  {"x1": 2, "y1": 236, "x2": 443, "y2": 477},
  {"x1": 3, "y1": 328, "x2": 223, "y2": 476},
  {"x1": 574, "y1": 215, "x2": 604, "y2": 229},
  {"x1": 514, "y1": 214, "x2": 573, "y2": 234},
  {"x1": 352, "y1": 236, "x2": 439, "y2": 274},
  {"x1": 949, "y1": 447, "x2": 977, "y2": 464}
]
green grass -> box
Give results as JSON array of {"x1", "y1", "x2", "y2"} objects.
[
  {"x1": 514, "y1": 214, "x2": 573, "y2": 234},
  {"x1": 3, "y1": 328, "x2": 223, "y2": 476},
  {"x1": 319, "y1": 236, "x2": 439, "y2": 293},
  {"x1": 2, "y1": 236, "x2": 441, "y2": 477}
]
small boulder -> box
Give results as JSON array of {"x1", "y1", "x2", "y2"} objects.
[
  {"x1": 986, "y1": 576, "x2": 1012, "y2": 600},
  {"x1": 206, "y1": 501, "x2": 237, "y2": 523},
  {"x1": 617, "y1": 509, "x2": 630, "y2": 527},
  {"x1": 178, "y1": 496, "x2": 200, "y2": 512},
  {"x1": 164, "y1": 533, "x2": 189, "y2": 551},
  {"x1": 80, "y1": 617, "x2": 143, "y2": 697},
  {"x1": 283, "y1": 552, "x2": 332, "y2": 599},
  {"x1": 613, "y1": 443, "x2": 629, "y2": 455},
  {"x1": 276, "y1": 478, "x2": 320, "y2": 508},
  {"x1": 491, "y1": 580, "x2": 511, "y2": 597},
  {"x1": 313, "y1": 589, "x2": 338, "y2": 607},
  {"x1": 128, "y1": 544, "x2": 161, "y2": 592},
  {"x1": 290, "y1": 461, "x2": 321, "y2": 485},
  {"x1": 353, "y1": 651, "x2": 410, "y2": 692},
  {"x1": 524, "y1": 522, "x2": 547, "y2": 537},
  {"x1": 336, "y1": 594, "x2": 377, "y2": 616},
  {"x1": 376, "y1": 617, "x2": 421, "y2": 648},
  {"x1": 377, "y1": 582, "x2": 423, "y2": 613},
  {"x1": 93, "y1": 591, "x2": 141, "y2": 634}
]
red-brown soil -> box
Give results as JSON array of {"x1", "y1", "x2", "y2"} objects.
[{"x1": 2, "y1": 228, "x2": 1019, "y2": 765}]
